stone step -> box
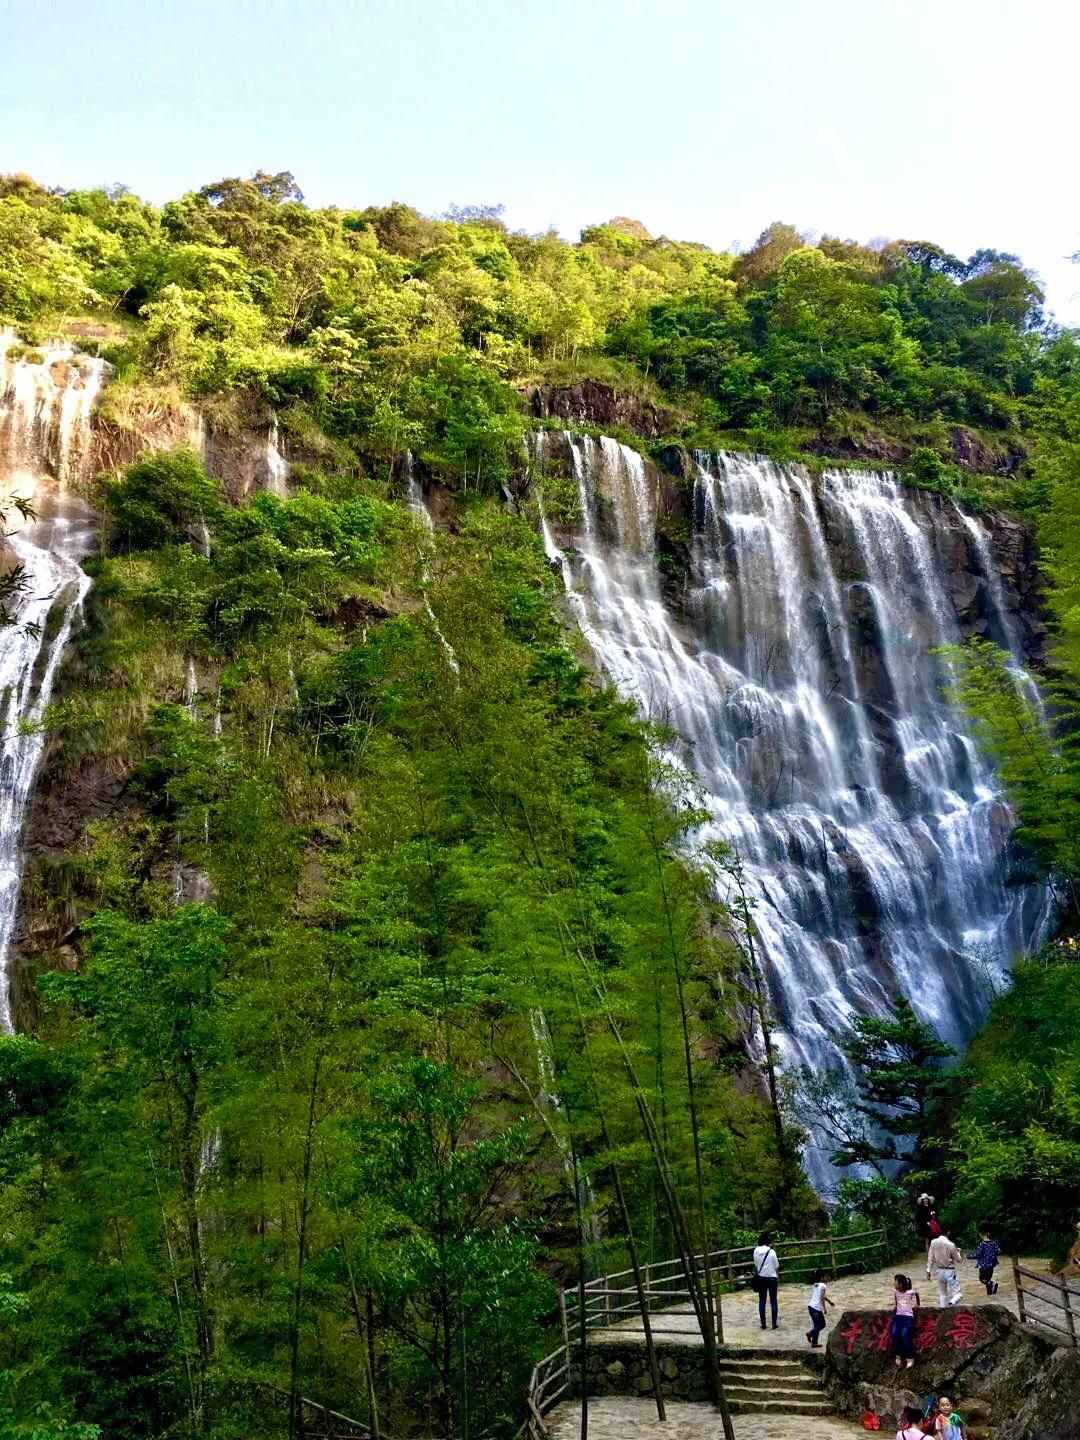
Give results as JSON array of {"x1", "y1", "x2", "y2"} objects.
[
  {"x1": 728, "y1": 1382, "x2": 829, "y2": 1393},
  {"x1": 718, "y1": 1346, "x2": 825, "y2": 1365},
  {"x1": 718, "y1": 1365, "x2": 821, "y2": 1382},
  {"x1": 720, "y1": 1358, "x2": 823, "y2": 1371},
  {"x1": 718, "y1": 1355, "x2": 818, "y2": 1371},
  {"x1": 728, "y1": 1396, "x2": 835, "y2": 1416},
  {"x1": 720, "y1": 1371, "x2": 823, "y2": 1393}
]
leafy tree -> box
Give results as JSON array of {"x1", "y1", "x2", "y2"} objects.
[
  {"x1": 100, "y1": 449, "x2": 222, "y2": 551},
  {"x1": 351, "y1": 1061, "x2": 551, "y2": 1438},
  {"x1": 946, "y1": 951, "x2": 1080, "y2": 1256},
  {"x1": 796, "y1": 998, "x2": 953, "y2": 1173},
  {"x1": 840, "y1": 998, "x2": 954, "y2": 1166}
]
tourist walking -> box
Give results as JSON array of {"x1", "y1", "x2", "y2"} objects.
[
  {"x1": 927, "y1": 1229, "x2": 964, "y2": 1308},
  {"x1": 915, "y1": 1193, "x2": 937, "y2": 1254},
  {"x1": 891, "y1": 1273, "x2": 919, "y2": 1368},
  {"x1": 970, "y1": 1226, "x2": 1000, "y2": 1295},
  {"x1": 806, "y1": 1269, "x2": 834, "y2": 1347},
  {"x1": 753, "y1": 1230, "x2": 780, "y2": 1330}
]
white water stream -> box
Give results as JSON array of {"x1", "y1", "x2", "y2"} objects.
[
  {"x1": 261, "y1": 415, "x2": 290, "y2": 497},
  {"x1": 533, "y1": 433, "x2": 1050, "y2": 1185},
  {"x1": 0, "y1": 332, "x2": 105, "y2": 1028}
]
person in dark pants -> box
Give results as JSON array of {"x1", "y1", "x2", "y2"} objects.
[
  {"x1": 970, "y1": 1226, "x2": 1001, "y2": 1295},
  {"x1": 753, "y1": 1230, "x2": 780, "y2": 1329},
  {"x1": 915, "y1": 1193, "x2": 937, "y2": 1255},
  {"x1": 806, "y1": 1270, "x2": 833, "y2": 1347},
  {"x1": 891, "y1": 1273, "x2": 919, "y2": 1368}
]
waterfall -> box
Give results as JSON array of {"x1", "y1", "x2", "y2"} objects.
[
  {"x1": 0, "y1": 502, "x2": 96, "y2": 1029},
  {"x1": 401, "y1": 453, "x2": 458, "y2": 673},
  {"x1": 533, "y1": 433, "x2": 1050, "y2": 1186},
  {"x1": 0, "y1": 335, "x2": 105, "y2": 1029},
  {"x1": 1, "y1": 331, "x2": 107, "y2": 493},
  {"x1": 403, "y1": 451, "x2": 434, "y2": 531},
  {"x1": 261, "y1": 415, "x2": 290, "y2": 497},
  {"x1": 184, "y1": 655, "x2": 199, "y2": 714}
]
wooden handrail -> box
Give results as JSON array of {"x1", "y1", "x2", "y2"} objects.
[
  {"x1": 1012, "y1": 1257, "x2": 1079, "y2": 1347},
  {"x1": 566, "y1": 1227, "x2": 887, "y2": 1318}
]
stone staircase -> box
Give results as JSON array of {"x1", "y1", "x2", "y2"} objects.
[{"x1": 718, "y1": 1350, "x2": 832, "y2": 1417}]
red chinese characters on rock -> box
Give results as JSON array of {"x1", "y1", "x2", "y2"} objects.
[
  {"x1": 914, "y1": 1311, "x2": 941, "y2": 1353},
  {"x1": 869, "y1": 1315, "x2": 893, "y2": 1353},
  {"x1": 838, "y1": 1308, "x2": 985, "y2": 1360},
  {"x1": 841, "y1": 1318, "x2": 864, "y2": 1355},
  {"x1": 946, "y1": 1311, "x2": 980, "y2": 1350}
]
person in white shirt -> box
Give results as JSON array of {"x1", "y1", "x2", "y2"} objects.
[
  {"x1": 927, "y1": 1231, "x2": 964, "y2": 1308},
  {"x1": 806, "y1": 1270, "x2": 834, "y2": 1347},
  {"x1": 753, "y1": 1230, "x2": 780, "y2": 1329}
]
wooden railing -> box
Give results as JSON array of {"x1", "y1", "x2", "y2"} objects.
[
  {"x1": 248, "y1": 1383, "x2": 375, "y2": 1439},
  {"x1": 1012, "y1": 1256, "x2": 1080, "y2": 1347},
  {"x1": 523, "y1": 1227, "x2": 886, "y2": 1435},
  {"x1": 523, "y1": 1309, "x2": 573, "y2": 1440},
  {"x1": 566, "y1": 1227, "x2": 886, "y2": 1338}
]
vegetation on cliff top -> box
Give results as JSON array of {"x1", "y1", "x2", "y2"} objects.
[{"x1": 2, "y1": 171, "x2": 1079, "y2": 506}]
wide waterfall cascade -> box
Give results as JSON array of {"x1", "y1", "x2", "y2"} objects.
[
  {"x1": 533, "y1": 433, "x2": 1050, "y2": 1185},
  {"x1": 0, "y1": 335, "x2": 105, "y2": 1029}
]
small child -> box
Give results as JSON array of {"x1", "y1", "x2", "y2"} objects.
[
  {"x1": 970, "y1": 1225, "x2": 1001, "y2": 1296},
  {"x1": 897, "y1": 1406, "x2": 926, "y2": 1440},
  {"x1": 891, "y1": 1273, "x2": 920, "y2": 1368},
  {"x1": 933, "y1": 1396, "x2": 966, "y2": 1440},
  {"x1": 806, "y1": 1269, "x2": 834, "y2": 1348}
]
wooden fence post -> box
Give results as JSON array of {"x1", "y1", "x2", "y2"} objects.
[
  {"x1": 1012, "y1": 1256, "x2": 1026, "y2": 1327},
  {"x1": 828, "y1": 1235, "x2": 837, "y2": 1273},
  {"x1": 1062, "y1": 1280, "x2": 1077, "y2": 1347}
]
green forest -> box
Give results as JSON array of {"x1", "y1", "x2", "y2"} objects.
[
  {"x1": 1, "y1": 171, "x2": 1079, "y2": 1439},
  {"x1": 3, "y1": 169, "x2": 1079, "y2": 506}
]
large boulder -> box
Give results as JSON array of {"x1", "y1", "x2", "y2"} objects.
[
  {"x1": 824, "y1": 1307, "x2": 1076, "y2": 1436},
  {"x1": 1011, "y1": 1344, "x2": 1080, "y2": 1439}
]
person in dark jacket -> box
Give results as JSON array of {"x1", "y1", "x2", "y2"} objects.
[{"x1": 970, "y1": 1226, "x2": 1000, "y2": 1295}]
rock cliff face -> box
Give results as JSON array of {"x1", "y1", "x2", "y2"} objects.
[
  {"x1": 804, "y1": 425, "x2": 1025, "y2": 477},
  {"x1": 8, "y1": 411, "x2": 1051, "y2": 1102},
  {"x1": 825, "y1": 1306, "x2": 1080, "y2": 1439},
  {"x1": 524, "y1": 380, "x2": 677, "y2": 441},
  {"x1": 90, "y1": 392, "x2": 292, "y2": 503},
  {"x1": 525, "y1": 375, "x2": 1025, "y2": 478}
]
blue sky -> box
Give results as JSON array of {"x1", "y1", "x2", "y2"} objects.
[{"x1": 4, "y1": 0, "x2": 1079, "y2": 319}]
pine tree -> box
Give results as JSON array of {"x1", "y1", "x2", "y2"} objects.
[{"x1": 841, "y1": 997, "x2": 953, "y2": 1167}]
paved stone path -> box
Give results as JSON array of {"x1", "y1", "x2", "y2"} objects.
[
  {"x1": 592, "y1": 1252, "x2": 1054, "y2": 1350},
  {"x1": 548, "y1": 1397, "x2": 865, "y2": 1440}
]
